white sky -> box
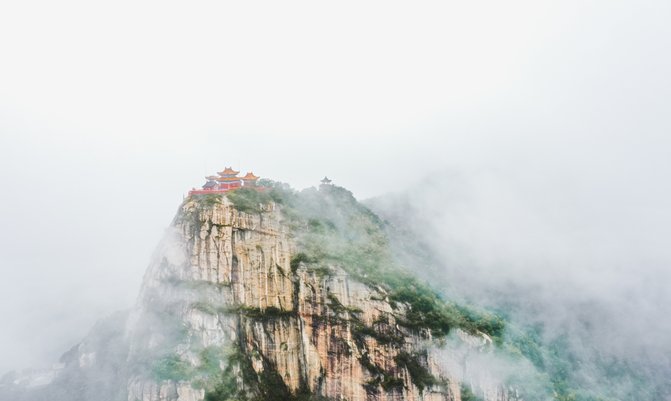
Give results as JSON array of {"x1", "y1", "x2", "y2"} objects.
[{"x1": 1, "y1": 0, "x2": 670, "y2": 372}]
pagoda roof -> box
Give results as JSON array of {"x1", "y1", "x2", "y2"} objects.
[
  {"x1": 242, "y1": 172, "x2": 259, "y2": 180},
  {"x1": 203, "y1": 181, "x2": 217, "y2": 189},
  {"x1": 217, "y1": 176, "x2": 242, "y2": 182},
  {"x1": 321, "y1": 176, "x2": 332, "y2": 184},
  {"x1": 205, "y1": 175, "x2": 220, "y2": 181},
  {"x1": 218, "y1": 167, "x2": 239, "y2": 176}
]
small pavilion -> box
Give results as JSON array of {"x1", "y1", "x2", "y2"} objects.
[{"x1": 242, "y1": 172, "x2": 259, "y2": 187}]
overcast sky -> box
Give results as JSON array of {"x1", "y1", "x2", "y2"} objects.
[{"x1": 1, "y1": 0, "x2": 670, "y2": 373}]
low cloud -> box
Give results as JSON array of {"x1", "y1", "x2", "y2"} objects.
[{"x1": 370, "y1": 165, "x2": 671, "y2": 398}]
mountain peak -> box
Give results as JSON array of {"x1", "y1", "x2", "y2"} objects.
[{"x1": 0, "y1": 181, "x2": 510, "y2": 401}]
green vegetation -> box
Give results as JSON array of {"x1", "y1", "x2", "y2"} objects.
[
  {"x1": 200, "y1": 193, "x2": 224, "y2": 206},
  {"x1": 224, "y1": 180, "x2": 300, "y2": 215},
  {"x1": 226, "y1": 188, "x2": 275, "y2": 214},
  {"x1": 152, "y1": 346, "x2": 231, "y2": 387},
  {"x1": 204, "y1": 341, "x2": 332, "y2": 401},
  {"x1": 203, "y1": 346, "x2": 250, "y2": 401},
  {"x1": 394, "y1": 351, "x2": 438, "y2": 391},
  {"x1": 380, "y1": 376, "x2": 405, "y2": 392},
  {"x1": 351, "y1": 318, "x2": 404, "y2": 347},
  {"x1": 494, "y1": 321, "x2": 669, "y2": 401},
  {"x1": 290, "y1": 252, "x2": 315, "y2": 273},
  {"x1": 203, "y1": 368, "x2": 240, "y2": 401},
  {"x1": 191, "y1": 302, "x2": 220, "y2": 316},
  {"x1": 389, "y1": 283, "x2": 464, "y2": 337},
  {"x1": 326, "y1": 293, "x2": 362, "y2": 315},
  {"x1": 460, "y1": 384, "x2": 484, "y2": 401},
  {"x1": 261, "y1": 182, "x2": 506, "y2": 341},
  {"x1": 152, "y1": 354, "x2": 194, "y2": 382},
  {"x1": 205, "y1": 181, "x2": 505, "y2": 397},
  {"x1": 236, "y1": 306, "x2": 297, "y2": 320}
]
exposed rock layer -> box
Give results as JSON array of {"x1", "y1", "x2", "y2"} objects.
[{"x1": 0, "y1": 194, "x2": 517, "y2": 401}]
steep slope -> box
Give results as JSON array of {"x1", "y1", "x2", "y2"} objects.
[
  {"x1": 0, "y1": 183, "x2": 520, "y2": 401},
  {"x1": 366, "y1": 180, "x2": 671, "y2": 401}
]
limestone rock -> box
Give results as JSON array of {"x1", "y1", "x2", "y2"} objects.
[{"x1": 0, "y1": 194, "x2": 518, "y2": 401}]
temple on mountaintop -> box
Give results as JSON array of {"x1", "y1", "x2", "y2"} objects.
[
  {"x1": 189, "y1": 169, "x2": 336, "y2": 196},
  {"x1": 188, "y1": 167, "x2": 260, "y2": 195}
]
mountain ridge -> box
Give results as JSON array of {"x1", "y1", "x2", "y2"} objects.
[{"x1": 0, "y1": 183, "x2": 521, "y2": 401}]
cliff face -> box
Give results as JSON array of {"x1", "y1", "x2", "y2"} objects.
[
  {"x1": 127, "y1": 195, "x2": 455, "y2": 401},
  {"x1": 0, "y1": 187, "x2": 518, "y2": 401}
]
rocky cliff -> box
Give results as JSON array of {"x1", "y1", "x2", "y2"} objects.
[{"x1": 0, "y1": 184, "x2": 519, "y2": 401}]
